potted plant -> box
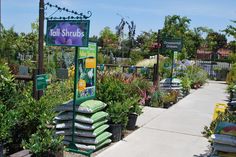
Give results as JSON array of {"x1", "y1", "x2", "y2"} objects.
[
  {"x1": 126, "y1": 97, "x2": 143, "y2": 130},
  {"x1": 150, "y1": 90, "x2": 164, "y2": 108},
  {"x1": 162, "y1": 90, "x2": 179, "y2": 108},
  {"x1": 106, "y1": 101, "x2": 130, "y2": 142},
  {"x1": 180, "y1": 76, "x2": 191, "y2": 97}
]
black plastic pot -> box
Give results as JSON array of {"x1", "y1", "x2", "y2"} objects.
[
  {"x1": 108, "y1": 123, "x2": 122, "y2": 142},
  {"x1": 32, "y1": 151, "x2": 63, "y2": 157},
  {"x1": 163, "y1": 102, "x2": 173, "y2": 109},
  {"x1": 126, "y1": 113, "x2": 138, "y2": 130}
]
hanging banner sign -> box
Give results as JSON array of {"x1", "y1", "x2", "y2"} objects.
[
  {"x1": 75, "y1": 42, "x2": 97, "y2": 102},
  {"x1": 46, "y1": 20, "x2": 90, "y2": 47},
  {"x1": 163, "y1": 38, "x2": 182, "y2": 51}
]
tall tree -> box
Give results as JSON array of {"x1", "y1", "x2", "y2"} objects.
[
  {"x1": 136, "y1": 31, "x2": 157, "y2": 57},
  {"x1": 224, "y1": 20, "x2": 236, "y2": 39},
  {"x1": 206, "y1": 32, "x2": 227, "y2": 52},
  {"x1": 161, "y1": 15, "x2": 203, "y2": 59},
  {"x1": 99, "y1": 27, "x2": 118, "y2": 56}
]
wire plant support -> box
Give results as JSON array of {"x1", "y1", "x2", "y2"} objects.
[{"x1": 44, "y1": 2, "x2": 92, "y2": 20}]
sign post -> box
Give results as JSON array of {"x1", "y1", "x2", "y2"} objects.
[{"x1": 163, "y1": 38, "x2": 182, "y2": 88}]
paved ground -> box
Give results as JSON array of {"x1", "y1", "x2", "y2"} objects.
[{"x1": 96, "y1": 81, "x2": 227, "y2": 157}]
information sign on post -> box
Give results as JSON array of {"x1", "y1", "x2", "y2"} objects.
[
  {"x1": 36, "y1": 74, "x2": 49, "y2": 91},
  {"x1": 163, "y1": 38, "x2": 182, "y2": 51},
  {"x1": 46, "y1": 20, "x2": 90, "y2": 47}
]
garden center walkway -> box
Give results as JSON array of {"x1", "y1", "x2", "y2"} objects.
[{"x1": 96, "y1": 81, "x2": 227, "y2": 157}]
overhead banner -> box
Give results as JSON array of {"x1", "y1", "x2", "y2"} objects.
[{"x1": 46, "y1": 20, "x2": 90, "y2": 47}]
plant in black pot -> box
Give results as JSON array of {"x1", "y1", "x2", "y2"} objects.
[
  {"x1": 180, "y1": 76, "x2": 191, "y2": 97},
  {"x1": 162, "y1": 90, "x2": 178, "y2": 108},
  {"x1": 106, "y1": 101, "x2": 130, "y2": 142},
  {"x1": 126, "y1": 96, "x2": 143, "y2": 130}
]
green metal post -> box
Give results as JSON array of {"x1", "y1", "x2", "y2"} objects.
[{"x1": 72, "y1": 47, "x2": 79, "y2": 144}]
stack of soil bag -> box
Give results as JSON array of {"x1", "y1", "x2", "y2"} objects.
[
  {"x1": 211, "y1": 122, "x2": 236, "y2": 157},
  {"x1": 55, "y1": 99, "x2": 112, "y2": 151}
]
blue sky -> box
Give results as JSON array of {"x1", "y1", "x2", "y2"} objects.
[{"x1": 2, "y1": 0, "x2": 236, "y2": 39}]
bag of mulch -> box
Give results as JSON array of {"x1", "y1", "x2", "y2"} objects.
[
  {"x1": 64, "y1": 131, "x2": 112, "y2": 145},
  {"x1": 56, "y1": 124, "x2": 109, "y2": 137},
  {"x1": 213, "y1": 143, "x2": 236, "y2": 153},
  {"x1": 56, "y1": 119, "x2": 108, "y2": 130},
  {"x1": 63, "y1": 139, "x2": 111, "y2": 151},
  {"x1": 55, "y1": 100, "x2": 107, "y2": 114},
  {"x1": 55, "y1": 111, "x2": 109, "y2": 124},
  {"x1": 215, "y1": 122, "x2": 236, "y2": 137},
  {"x1": 211, "y1": 134, "x2": 236, "y2": 146}
]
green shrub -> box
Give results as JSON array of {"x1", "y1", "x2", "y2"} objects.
[
  {"x1": 130, "y1": 50, "x2": 144, "y2": 65},
  {"x1": 0, "y1": 63, "x2": 17, "y2": 109},
  {"x1": 226, "y1": 63, "x2": 236, "y2": 84},
  {"x1": 97, "y1": 74, "x2": 127, "y2": 104},
  {"x1": 150, "y1": 90, "x2": 164, "y2": 108},
  {"x1": 180, "y1": 76, "x2": 191, "y2": 94},
  {"x1": 106, "y1": 101, "x2": 130, "y2": 126},
  {"x1": 0, "y1": 102, "x2": 18, "y2": 143}
]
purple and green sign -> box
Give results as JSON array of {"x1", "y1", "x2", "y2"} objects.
[{"x1": 46, "y1": 20, "x2": 90, "y2": 47}]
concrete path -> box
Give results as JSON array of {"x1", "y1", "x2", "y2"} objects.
[{"x1": 96, "y1": 81, "x2": 227, "y2": 157}]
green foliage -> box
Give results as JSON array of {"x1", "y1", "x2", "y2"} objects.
[
  {"x1": 19, "y1": 81, "x2": 72, "y2": 154},
  {"x1": 161, "y1": 15, "x2": 202, "y2": 59},
  {"x1": 162, "y1": 90, "x2": 179, "y2": 104},
  {"x1": 224, "y1": 20, "x2": 236, "y2": 40},
  {"x1": 129, "y1": 50, "x2": 144, "y2": 65},
  {"x1": 0, "y1": 102, "x2": 18, "y2": 142},
  {"x1": 99, "y1": 27, "x2": 118, "y2": 54},
  {"x1": 180, "y1": 76, "x2": 191, "y2": 94},
  {"x1": 186, "y1": 65, "x2": 208, "y2": 87},
  {"x1": 206, "y1": 32, "x2": 227, "y2": 52},
  {"x1": 22, "y1": 126, "x2": 63, "y2": 156},
  {"x1": 97, "y1": 74, "x2": 127, "y2": 104},
  {"x1": 136, "y1": 31, "x2": 157, "y2": 57},
  {"x1": 0, "y1": 63, "x2": 17, "y2": 109},
  {"x1": 229, "y1": 53, "x2": 236, "y2": 63},
  {"x1": 150, "y1": 91, "x2": 164, "y2": 108},
  {"x1": 106, "y1": 101, "x2": 129, "y2": 126},
  {"x1": 97, "y1": 74, "x2": 143, "y2": 126},
  {"x1": 127, "y1": 96, "x2": 143, "y2": 115},
  {"x1": 226, "y1": 63, "x2": 236, "y2": 84}
]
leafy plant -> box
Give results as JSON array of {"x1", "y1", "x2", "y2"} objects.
[
  {"x1": 226, "y1": 63, "x2": 236, "y2": 84},
  {"x1": 150, "y1": 90, "x2": 164, "y2": 108},
  {"x1": 97, "y1": 74, "x2": 127, "y2": 104},
  {"x1": 22, "y1": 125, "x2": 63, "y2": 156},
  {"x1": 106, "y1": 101, "x2": 130, "y2": 127},
  {"x1": 0, "y1": 62, "x2": 17, "y2": 109},
  {"x1": 0, "y1": 102, "x2": 18, "y2": 143},
  {"x1": 162, "y1": 90, "x2": 179, "y2": 104},
  {"x1": 127, "y1": 96, "x2": 143, "y2": 115},
  {"x1": 180, "y1": 76, "x2": 191, "y2": 94}
]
